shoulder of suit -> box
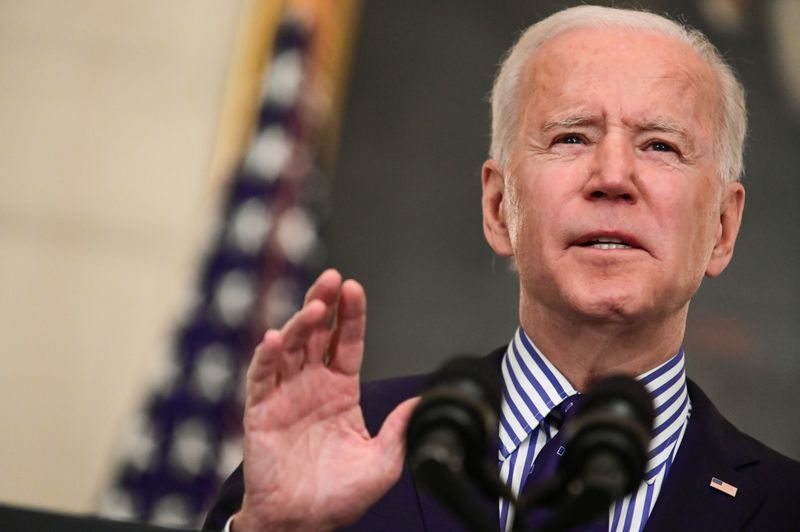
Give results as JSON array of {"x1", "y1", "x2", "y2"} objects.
[
  {"x1": 687, "y1": 377, "x2": 800, "y2": 482},
  {"x1": 359, "y1": 346, "x2": 506, "y2": 434}
]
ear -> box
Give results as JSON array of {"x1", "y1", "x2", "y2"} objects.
[
  {"x1": 481, "y1": 159, "x2": 514, "y2": 257},
  {"x1": 705, "y1": 181, "x2": 745, "y2": 278}
]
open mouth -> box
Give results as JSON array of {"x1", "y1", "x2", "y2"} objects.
[{"x1": 576, "y1": 236, "x2": 636, "y2": 250}]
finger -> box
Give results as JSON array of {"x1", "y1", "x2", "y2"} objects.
[
  {"x1": 328, "y1": 279, "x2": 367, "y2": 376},
  {"x1": 279, "y1": 299, "x2": 328, "y2": 378},
  {"x1": 246, "y1": 329, "x2": 283, "y2": 405},
  {"x1": 304, "y1": 269, "x2": 343, "y2": 365},
  {"x1": 305, "y1": 324, "x2": 331, "y2": 367},
  {"x1": 304, "y1": 268, "x2": 342, "y2": 306}
]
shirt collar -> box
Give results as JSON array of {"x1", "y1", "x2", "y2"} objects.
[
  {"x1": 498, "y1": 327, "x2": 577, "y2": 459},
  {"x1": 638, "y1": 345, "x2": 691, "y2": 480},
  {"x1": 499, "y1": 326, "x2": 691, "y2": 479}
]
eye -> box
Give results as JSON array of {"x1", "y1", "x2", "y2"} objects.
[
  {"x1": 647, "y1": 141, "x2": 675, "y2": 153},
  {"x1": 555, "y1": 134, "x2": 584, "y2": 145}
]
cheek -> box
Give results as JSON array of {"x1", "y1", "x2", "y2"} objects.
[
  {"x1": 512, "y1": 203, "x2": 566, "y2": 275},
  {"x1": 659, "y1": 188, "x2": 719, "y2": 276},
  {"x1": 690, "y1": 207, "x2": 720, "y2": 272},
  {"x1": 687, "y1": 180, "x2": 722, "y2": 252},
  {"x1": 506, "y1": 196, "x2": 543, "y2": 263}
]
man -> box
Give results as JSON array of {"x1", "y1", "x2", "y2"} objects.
[{"x1": 205, "y1": 5, "x2": 800, "y2": 531}]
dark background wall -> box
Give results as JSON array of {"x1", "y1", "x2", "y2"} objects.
[{"x1": 325, "y1": 0, "x2": 800, "y2": 459}]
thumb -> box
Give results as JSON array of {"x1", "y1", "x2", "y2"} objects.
[{"x1": 374, "y1": 397, "x2": 421, "y2": 478}]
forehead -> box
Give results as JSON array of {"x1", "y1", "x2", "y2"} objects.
[{"x1": 520, "y1": 26, "x2": 720, "y2": 133}]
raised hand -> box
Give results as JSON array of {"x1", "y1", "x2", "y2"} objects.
[{"x1": 234, "y1": 269, "x2": 418, "y2": 532}]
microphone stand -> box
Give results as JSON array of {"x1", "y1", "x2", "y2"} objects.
[
  {"x1": 518, "y1": 482, "x2": 608, "y2": 532},
  {"x1": 413, "y1": 456, "x2": 497, "y2": 532}
]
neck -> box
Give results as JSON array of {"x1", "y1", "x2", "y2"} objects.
[{"x1": 519, "y1": 301, "x2": 688, "y2": 392}]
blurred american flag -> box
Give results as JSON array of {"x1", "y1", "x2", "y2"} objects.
[{"x1": 99, "y1": 1, "x2": 358, "y2": 526}]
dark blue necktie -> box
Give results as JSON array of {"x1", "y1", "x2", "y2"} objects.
[{"x1": 520, "y1": 395, "x2": 607, "y2": 532}]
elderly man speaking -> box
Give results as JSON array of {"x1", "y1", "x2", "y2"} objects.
[{"x1": 205, "y1": 5, "x2": 800, "y2": 532}]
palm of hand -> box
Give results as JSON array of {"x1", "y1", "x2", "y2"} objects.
[
  {"x1": 235, "y1": 271, "x2": 417, "y2": 532},
  {"x1": 243, "y1": 368, "x2": 386, "y2": 529}
]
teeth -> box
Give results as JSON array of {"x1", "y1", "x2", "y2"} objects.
[
  {"x1": 577, "y1": 236, "x2": 635, "y2": 249},
  {"x1": 590, "y1": 242, "x2": 631, "y2": 250}
]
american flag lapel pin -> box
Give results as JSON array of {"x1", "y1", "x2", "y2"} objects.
[{"x1": 710, "y1": 477, "x2": 738, "y2": 497}]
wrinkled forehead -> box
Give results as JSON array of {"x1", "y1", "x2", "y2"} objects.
[{"x1": 519, "y1": 26, "x2": 722, "y2": 131}]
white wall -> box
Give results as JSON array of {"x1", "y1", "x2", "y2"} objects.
[{"x1": 0, "y1": 0, "x2": 244, "y2": 513}]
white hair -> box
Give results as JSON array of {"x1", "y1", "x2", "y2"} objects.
[{"x1": 489, "y1": 5, "x2": 747, "y2": 185}]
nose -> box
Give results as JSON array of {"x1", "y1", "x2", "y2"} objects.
[{"x1": 584, "y1": 133, "x2": 638, "y2": 203}]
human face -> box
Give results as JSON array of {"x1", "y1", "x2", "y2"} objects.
[{"x1": 482, "y1": 27, "x2": 744, "y2": 327}]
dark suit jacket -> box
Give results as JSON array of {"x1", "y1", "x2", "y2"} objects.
[{"x1": 204, "y1": 348, "x2": 800, "y2": 531}]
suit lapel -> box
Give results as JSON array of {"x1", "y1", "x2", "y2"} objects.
[{"x1": 645, "y1": 380, "x2": 764, "y2": 532}]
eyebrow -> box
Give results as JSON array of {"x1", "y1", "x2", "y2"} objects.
[
  {"x1": 641, "y1": 118, "x2": 690, "y2": 135},
  {"x1": 542, "y1": 115, "x2": 695, "y2": 144},
  {"x1": 541, "y1": 113, "x2": 601, "y2": 132}
]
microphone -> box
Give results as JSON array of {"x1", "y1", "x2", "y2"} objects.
[
  {"x1": 405, "y1": 355, "x2": 504, "y2": 532},
  {"x1": 528, "y1": 375, "x2": 654, "y2": 530}
]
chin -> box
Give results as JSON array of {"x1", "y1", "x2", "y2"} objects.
[{"x1": 568, "y1": 285, "x2": 647, "y2": 322}]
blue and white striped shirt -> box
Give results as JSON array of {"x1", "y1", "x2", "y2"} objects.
[{"x1": 498, "y1": 327, "x2": 691, "y2": 532}]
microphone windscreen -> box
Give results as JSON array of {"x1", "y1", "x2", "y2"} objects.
[
  {"x1": 560, "y1": 375, "x2": 654, "y2": 501},
  {"x1": 578, "y1": 374, "x2": 654, "y2": 431},
  {"x1": 420, "y1": 355, "x2": 502, "y2": 413},
  {"x1": 406, "y1": 355, "x2": 502, "y2": 476}
]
